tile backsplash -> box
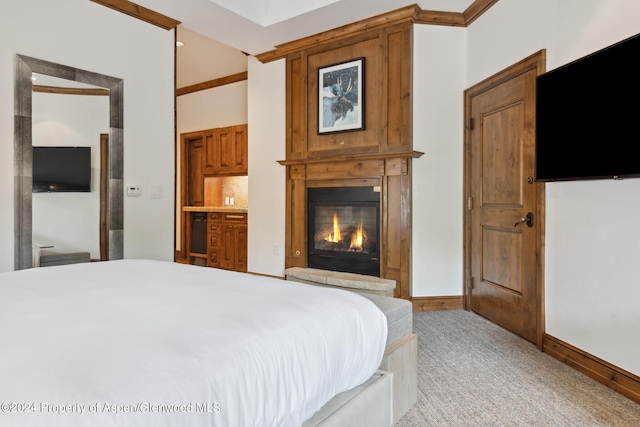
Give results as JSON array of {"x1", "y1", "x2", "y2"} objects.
[{"x1": 204, "y1": 176, "x2": 248, "y2": 207}]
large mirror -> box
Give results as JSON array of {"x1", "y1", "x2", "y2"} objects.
[
  {"x1": 14, "y1": 55, "x2": 124, "y2": 270},
  {"x1": 32, "y1": 73, "x2": 108, "y2": 263}
]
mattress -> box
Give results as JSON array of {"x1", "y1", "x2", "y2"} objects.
[{"x1": 0, "y1": 260, "x2": 387, "y2": 427}]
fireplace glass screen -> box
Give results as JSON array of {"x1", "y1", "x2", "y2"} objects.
[
  {"x1": 312, "y1": 206, "x2": 377, "y2": 254},
  {"x1": 308, "y1": 187, "x2": 380, "y2": 277}
]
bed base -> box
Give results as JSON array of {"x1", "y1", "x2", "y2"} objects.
[
  {"x1": 303, "y1": 333, "x2": 417, "y2": 426},
  {"x1": 381, "y1": 333, "x2": 417, "y2": 424},
  {"x1": 303, "y1": 371, "x2": 393, "y2": 427}
]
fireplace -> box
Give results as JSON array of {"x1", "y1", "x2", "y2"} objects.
[{"x1": 308, "y1": 186, "x2": 380, "y2": 277}]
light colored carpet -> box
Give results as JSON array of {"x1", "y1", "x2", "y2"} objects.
[{"x1": 396, "y1": 310, "x2": 640, "y2": 426}]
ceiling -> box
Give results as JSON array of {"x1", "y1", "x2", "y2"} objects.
[{"x1": 134, "y1": 0, "x2": 477, "y2": 56}]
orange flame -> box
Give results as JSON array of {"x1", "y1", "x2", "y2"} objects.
[
  {"x1": 349, "y1": 223, "x2": 364, "y2": 251},
  {"x1": 325, "y1": 212, "x2": 341, "y2": 243}
]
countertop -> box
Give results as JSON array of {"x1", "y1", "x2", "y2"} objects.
[{"x1": 183, "y1": 206, "x2": 248, "y2": 213}]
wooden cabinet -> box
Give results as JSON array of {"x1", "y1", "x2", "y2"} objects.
[
  {"x1": 179, "y1": 124, "x2": 248, "y2": 263},
  {"x1": 205, "y1": 124, "x2": 248, "y2": 176},
  {"x1": 208, "y1": 212, "x2": 247, "y2": 272}
]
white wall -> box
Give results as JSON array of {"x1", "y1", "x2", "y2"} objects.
[
  {"x1": 246, "y1": 57, "x2": 286, "y2": 277},
  {"x1": 32, "y1": 92, "x2": 109, "y2": 259},
  {"x1": 412, "y1": 25, "x2": 466, "y2": 297},
  {"x1": 466, "y1": 0, "x2": 640, "y2": 375},
  {"x1": 177, "y1": 82, "x2": 248, "y2": 133},
  {"x1": 0, "y1": 0, "x2": 176, "y2": 270}
]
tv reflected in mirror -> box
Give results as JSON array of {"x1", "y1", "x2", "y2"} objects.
[{"x1": 32, "y1": 146, "x2": 91, "y2": 193}]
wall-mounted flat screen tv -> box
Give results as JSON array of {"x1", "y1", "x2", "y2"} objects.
[
  {"x1": 535, "y1": 32, "x2": 640, "y2": 182},
  {"x1": 33, "y1": 146, "x2": 91, "y2": 193}
]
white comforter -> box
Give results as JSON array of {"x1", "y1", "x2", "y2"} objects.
[{"x1": 0, "y1": 260, "x2": 387, "y2": 427}]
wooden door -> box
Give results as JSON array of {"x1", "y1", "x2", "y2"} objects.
[
  {"x1": 465, "y1": 52, "x2": 545, "y2": 345},
  {"x1": 187, "y1": 136, "x2": 205, "y2": 206}
]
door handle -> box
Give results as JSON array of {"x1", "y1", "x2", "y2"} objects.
[{"x1": 514, "y1": 212, "x2": 534, "y2": 228}]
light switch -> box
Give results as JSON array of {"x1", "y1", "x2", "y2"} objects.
[{"x1": 150, "y1": 185, "x2": 163, "y2": 199}]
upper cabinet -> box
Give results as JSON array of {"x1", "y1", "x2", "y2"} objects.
[
  {"x1": 205, "y1": 124, "x2": 248, "y2": 176},
  {"x1": 203, "y1": 129, "x2": 216, "y2": 175},
  {"x1": 184, "y1": 124, "x2": 247, "y2": 178}
]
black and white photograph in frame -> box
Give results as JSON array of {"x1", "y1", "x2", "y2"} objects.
[{"x1": 318, "y1": 57, "x2": 364, "y2": 134}]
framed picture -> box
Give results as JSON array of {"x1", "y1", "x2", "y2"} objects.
[{"x1": 318, "y1": 57, "x2": 365, "y2": 134}]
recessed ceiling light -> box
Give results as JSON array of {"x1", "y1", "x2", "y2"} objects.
[{"x1": 176, "y1": 41, "x2": 184, "y2": 47}]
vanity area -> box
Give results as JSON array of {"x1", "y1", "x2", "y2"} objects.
[{"x1": 178, "y1": 125, "x2": 248, "y2": 272}]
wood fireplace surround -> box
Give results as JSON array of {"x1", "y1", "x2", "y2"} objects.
[{"x1": 276, "y1": 19, "x2": 421, "y2": 299}]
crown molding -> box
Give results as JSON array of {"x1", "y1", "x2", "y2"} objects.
[
  {"x1": 255, "y1": 4, "x2": 420, "y2": 63},
  {"x1": 255, "y1": 0, "x2": 499, "y2": 63},
  {"x1": 463, "y1": 0, "x2": 500, "y2": 26},
  {"x1": 90, "y1": 0, "x2": 180, "y2": 30}
]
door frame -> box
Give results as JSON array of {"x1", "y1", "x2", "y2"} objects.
[{"x1": 463, "y1": 50, "x2": 547, "y2": 350}]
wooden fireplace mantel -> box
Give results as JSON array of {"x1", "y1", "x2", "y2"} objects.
[
  {"x1": 279, "y1": 152, "x2": 421, "y2": 299},
  {"x1": 277, "y1": 151, "x2": 424, "y2": 166}
]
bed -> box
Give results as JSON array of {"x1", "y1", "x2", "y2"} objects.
[{"x1": 0, "y1": 259, "x2": 388, "y2": 426}]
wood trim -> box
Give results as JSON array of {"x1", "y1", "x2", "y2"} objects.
[
  {"x1": 412, "y1": 296, "x2": 464, "y2": 312},
  {"x1": 99, "y1": 134, "x2": 109, "y2": 261},
  {"x1": 543, "y1": 334, "x2": 640, "y2": 405},
  {"x1": 176, "y1": 72, "x2": 248, "y2": 96},
  {"x1": 278, "y1": 151, "x2": 424, "y2": 166},
  {"x1": 89, "y1": 0, "x2": 180, "y2": 30},
  {"x1": 255, "y1": 5, "x2": 420, "y2": 63},
  {"x1": 465, "y1": 49, "x2": 546, "y2": 98},
  {"x1": 462, "y1": 0, "x2": 501, "y2": 26},
  {"x1": 414, "y1": 10, "x2": 466, "y2": 27},
  {"x1": 33, "y1": 85, "x2": 109, "y2": 96},
  {"x1": 536, "y1": 155, "x2": 547, "y2": 351}
]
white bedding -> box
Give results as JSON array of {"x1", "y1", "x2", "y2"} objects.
[{"x1": 0, "y1": 260, "x2": 387, "y2": 427}]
